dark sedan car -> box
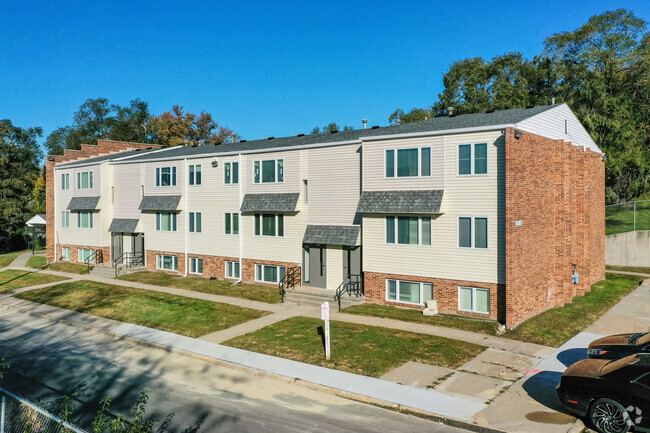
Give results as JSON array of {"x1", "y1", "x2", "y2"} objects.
[
  {"x1": 588, "y1": 332, "x2": 650, "y2": 359},
  {"x1": 557, "y1": 354, "x2": 650, "y2": 433}
]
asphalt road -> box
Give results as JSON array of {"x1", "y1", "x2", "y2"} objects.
[{"x1": 0, "y1": 308, "x2": 468, "y2": 433}]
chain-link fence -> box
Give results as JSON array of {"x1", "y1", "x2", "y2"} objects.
[
  {"x1": 606, "y1": 199, "x2": 650, "y2": 236},
  {"x1": 1, "y1": 388, "x2": 85, "y2": 433}
]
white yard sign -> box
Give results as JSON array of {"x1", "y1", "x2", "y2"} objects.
[{"x1": 321, "y1": 302, "x2": 331, "y2": 359}]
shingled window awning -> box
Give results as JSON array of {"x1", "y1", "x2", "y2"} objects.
[
  {"x1": 303, "y1": 225, "x2": 360, "y2": 246},
  {"x1": 240, "y1": 193, "x2": 300, "y2": 213},
  {"x1": 108, "y1": 218, "x2": 139, "y2": 233},
  {"x1": 356, "y1": 190, "x2": 444, "y2": 214},
  {"x1": 67, "y1": 196, "x2": 101, "y2": 211},
  {"x1": 139, "y1": 195, "x2": 181, "y2": 212}
]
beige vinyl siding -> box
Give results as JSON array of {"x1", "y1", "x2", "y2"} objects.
[
  {"x1": 362, "y1": 136, "x2": 444, "y2": 191},
  {"x1": 99, "y1": 164, "x2": 114, "y2": 247},
  {"x1": 326, "y1": 245, "x2": 343, "y2": 290},
  {"x1": 307, "y1": 144, "x2": 360, "y2": 225},
  {"x1": 242, "y1": 211, "x2": 306, "y2": 263},
  {"x1": 70, "y1": 165, "x2": 101, "y2": 197},
  {"x1": 113, "y1": 163, "x2": 143, "y2": 219},
  {"x1": 144, "y1": 161, "x2": 183, "y2": 196},
  {"x1": 143, "y1": 211, "x2": 185, "y2": 254},
  {"x1": 244, "y1": 150, "x2": 300, "y2": 194},
  {"x1": 362, "y1": 130, "x2": 503, "y2": 284}
]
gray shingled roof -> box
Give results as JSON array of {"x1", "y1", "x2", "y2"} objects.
[
  {"x1": 303, "y1": 225, "x2": 360, "y2": 246},
  {"x1": 108, "y1": 218, "x2": 139, "y2": 233},
  {"x1": 102, "y1": 105, "x2": 559, "y2": 164},
  {"x1": 240, "y1": 193, "x2": 300, "y2": 213},
  {"x1": 56, "y1": 147, "x2": 164, "y2": 169},
  {"x1": 357, "y1": 190, "x2": 444, "y2": 214},
  {"x1": 67, "y1": 196, "x2": 101, "y2": 211},
  {"x1": 139, "y1": 195, "x2": 182, "y2": 212}
]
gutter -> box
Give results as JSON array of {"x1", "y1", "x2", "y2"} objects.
[
  {"x1": 235, "y1": 152, "x2": 243, "y2": 284},
  {"x1": 53, "y1": 167, "x2": 58, "y2": 263},
  {"x1": 184, "y1": 158, "x2": 188, "y2": 277}
]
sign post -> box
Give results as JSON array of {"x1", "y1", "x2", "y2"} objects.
[{"x1": 321, "y1": 301, "x2": 330, "y2": 359}]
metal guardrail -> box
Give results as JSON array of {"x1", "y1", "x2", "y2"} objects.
[
  {"x1": 0, "y1": 387, "x2": 86, "y2": 433},
  {"x1": 279, "y1": 266, "x2": 301, "y2": 302},
  {"x1": 84, "y1": 249, "x2": 103, "y2": 274},
  {"x1": 334, "y1": 274, "x2": 363, "y2": 310},
  {"x1": 112, "y1": 252, "x2": 144, "y2": 277}
]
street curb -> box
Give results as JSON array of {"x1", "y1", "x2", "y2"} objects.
[
  {"x1": 566, "y1": 419, "x2": 586, "y2": 433},
  {"x1": 0, "y1": 301, "x2": 509, "y2": 433}
]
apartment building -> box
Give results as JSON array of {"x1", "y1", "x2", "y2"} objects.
[{"x1": 46, "y1": 104, "x2": 605, "y2": 328}]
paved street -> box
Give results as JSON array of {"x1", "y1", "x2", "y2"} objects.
[{"x1": 0, "y1": 308, "x2": 466, "y2": 433}]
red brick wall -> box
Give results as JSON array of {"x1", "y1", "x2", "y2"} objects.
[
  {"x1": 145, "y1": 250, "x2": 186, "y2": 275},
  {"x1": 364, "y1": 271, "x2": 501, "y2": 321},
  {"x1": 504, "y1": 128, "x2": 605, "y2": 328},
  {"x1": 46, "y1": 140, "x2": 161, "y2": 263},
  {"x1": 241, "y1": 258, "x2": 300, "y2": 286},
  {"x1": 57, "y1": 244, "x2": 109, "y2": 265}
]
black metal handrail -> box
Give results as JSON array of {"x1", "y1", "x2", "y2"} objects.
[
  {"x1": 113, "y1": 251, "x2": 144, "y2": 277},
  {"x1": 279, "y1": 266, "x2": 301, "y2": 302},
  {"x1": 84, "y1": 249, "x2": 103, "y2": 273},
  {"x1": 334, "y1": 273, "x2": 363, "y2": 310}
]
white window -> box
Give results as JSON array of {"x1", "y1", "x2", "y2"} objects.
[
  {"x1": 189, "y1": 165, "x2": 201, "y2": 185},
  {"x1": 458, "y1": 143, "x2": 488, "y2": 175},
  {"x1": 61, "y1": 173, "x2": 70, "y2": 190},
  {"x1": 225, "y1": 162, "x2": 239, "y2": 184},
  {"x1": 155, "y1": 166, "x2": 177, "y2": 186},
  {"x1": 225, "y1": 213, "x2": 239, "y2": 235},
  {"x1": 77, "y1": 212, "x2": 93, "y2": 229},
  {"x1": 386, "y1": 280, "x2": 434, "y2": 305},
  {"x1": 386, "y1": 216, "x2": 431, "y2": 245},
  {"x1": 255, "y1": 264, "x2": 285, "y2": 283},
  {"x1": 189, "y1": 212, "x2": 202, "y2": 233},
  {"x1": 254, "y1": 214, "x2": 283, "y2": 237},
  {"x1": 225, "y1": 261, "x2": 240, "y2": 279},
  {"x1": 156, "y1": 254, "x2": 178, "y2": 271},
  {"x1": 77, "y1": 171, "x2": 93, "y2": 189},
  {"x1": 61, "y1": 211, "x2": 70, "y2": 228},
  {"x1": 254, "y1": 159, "x2": 284, "y2": 183},
  {"x1": 156, "y1": 212, "x2": 177, "y2": 232},
  {"x1": 458, "y1": 217, "x2": 488, "y2": 249},
  {"x1": 458, "y1": 286, "x2": 490, "y2": 314},
  {"x1": 61, "y1": 247, "x2": 71, "y2": 260},
  {"x1": 78, "y1": 248, "x2": 94, "y2": 263},
  {"x1": 385, "y1": 147, "x2": 431, "y2": 178},
  {"x1": 189, "y1": 258, "x2": 203, "y2": 274}
]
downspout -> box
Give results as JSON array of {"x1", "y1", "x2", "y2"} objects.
[
  {"x1": 235, "y1": 152, "x2": 243, "y2": 284},
  {"x1": 53, "y1": 167, "x2": 58, "y2": 263},
  {"x1": 184, "y1": 158, "x2": 188, "y2": 277}
]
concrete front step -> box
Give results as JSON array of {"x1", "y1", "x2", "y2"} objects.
[
  {"x1": 88, "y1": 264, "x2": 145, "y2": 279},
  {"x1": 284, "y1": 288, "x2": 364, "y2": 309}
]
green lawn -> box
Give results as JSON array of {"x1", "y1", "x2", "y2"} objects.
[
  {"x1": 606, "y1": 265, "x2": 650, "y2": 275},
  {"x1": 0, "y1": 252, "x2": 21, "y2": 268},
  {"x1": 504, "y1": 273, "x2": 643, "y2": 347},
  {"x1": 223, "y1": 316, "x2": 485, "y2": 377},
  {"x1": 15, "y1": 280, "x2": 268, "y2": 338},
  {"x1": 342, "y1": 304, "x2": 500, "y2": 335},
  {"x1": 0, "y1": 270, "x2": 69, "y2": 293},
  {"x1": 606, "y1": 202, "x2": 650, "y2": 235},
  {"x1": 117, "y1": 271, "x2": 281, "y2": 303},
  {"x1": 26, "y1": 255, "x2": 47, "y2": 269},
  {"x1": 43, "y1": 262, "x2": 92, "y2": 274}
]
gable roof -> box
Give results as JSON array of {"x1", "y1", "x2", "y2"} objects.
[
  {"x1": 56, "y1": 147, "x2": 167, "y2": 169},
  {"x1": 357, "y1": 190, "x2": 444, "y2": 214},
  {"x1": 303, "y1": 225, "x2": 360, "y2": 246},
  {"x1": 108, "y1": 218, "x2": 140, "y2": 233}
]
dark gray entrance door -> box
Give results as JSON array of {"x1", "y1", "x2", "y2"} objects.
[
  {"x1": 111, "y1": 233, "x2": 123, "y2": 262},
  {"x1": 303, "y1": 244, "x2": 326, "y2": 288},
  {"x1": 133, "y1": 233, "x2": 144, "y2": 256},
  {"x1": 343, "y1": 246, "x2": 361, "y2": 278}
]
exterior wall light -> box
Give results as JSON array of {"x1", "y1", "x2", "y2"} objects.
[
  {"x1": 571, "y1": 264, "x2": 579, "y2": 285},
  {"x1": 211, "y1": 157, "x2": 218, "y2": 168},
  {"x1": 514, "y1": 129, "x2": 523, "y2": 139}
]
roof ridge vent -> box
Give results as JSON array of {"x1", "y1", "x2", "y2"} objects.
[
  {"x1": 268, "y1": 137, "x2": 275, "y2": 140},
  {"x1": 135, "y1": 148, "x2": 141, "y2": 151},
  {"x1": 526, "y1": 105, "x2": 535, "y2": 109},
  {"x1": 371, "y1": 125, "x2": 380, "y2": 129},
  {"x1": 297, "y1": 133, "x2": 305, "y2": 137},
  {"x1": 330, "y1": 130, "x2": 338, "y2": 134},
  {"x1": 240, "y1": 139, "x2": 247, "y2": 143}
]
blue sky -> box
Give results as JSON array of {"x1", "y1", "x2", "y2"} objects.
[{"x1": 2, "y1": 0, "x2": 649, "y2": 147}]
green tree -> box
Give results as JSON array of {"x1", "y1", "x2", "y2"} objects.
[
  {"x1": 310, "y1": 122, "x2": 353, "y2": 134},
  {"x1": 149, "y1": 105, "x2": 236, "y2": 146}
]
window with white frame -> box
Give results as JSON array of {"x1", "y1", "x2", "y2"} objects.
[
  {"x1": 189, "y1": 212, "x2": 202, "y2": 233},
  {"x1": 225, "y1": 162, "x2": 239, "y2": 184},
  {"x1": 189, "y1": 165, "x2": 202, "y2": 185},
  {"x1": 386, "y1": 216, "x2": 431, "y2": 245},
  {"x1": 458, "y1": 217, "x2": 488, "y2": 248},
  {"x1": 254, "y1": 159, "x2": 284, "y2": 183},
  {"x1": 225, "y1": 213, "x2": 239, "y2": 234},
  {"x1": 189, "y1": 257, "x2": 203, "y2": 274},
  {"x1": 61, "y1": 247, "x2": 71, "y2": 260},
  {"x1": 156, "y1": 212, "x2": 177, "y2": 232},
  {"x1": 458, "y1": 143, "x2": 488, "y2": 175},
  {"x1": 386, "y1": 279, "x2": 434, "y2": 305},
  {"x1": 254, "y1": 214, "x2": 283, "y2": 237},
  {"x1": 77, "y1": 212, "x2": 93, "y2": 229},
  {"x1": 61, "y1": 173, "x2": 70, "y2": 190},
  {"x1": 255, "y1": 264, "x2": 285, "y2": 283},
  {"x1": 225, "y1": 261, "x2": 240, "y2": 279},
  {"x1": 78, "y1": 248, "x2": 94, "y2": 263},
  {"x1": 458, "y1": 286, "x2": 490, "y2": 314},
  {"x1": 155, "y1": 167, "x2": 177, "y2": 187},
  {"x1": 156, "y1": 254, "x2": 178, "y2": 271},
  {"x1": 385, "y1": 147, "x2": 431, "y2": 178},
  {"x1": 77, "y1": 171, "x2": 93, "y2": 189},
  {"x1": 61, "y1": 211, "x2": 70, "y2": 228}
]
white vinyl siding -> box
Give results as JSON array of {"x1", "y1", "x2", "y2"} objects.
[
  {"x1": 61, "y1": 247, "x2": 71, "y2": 260},
  {"x1": 386, "y1": 279, "x2": 434, "y2": 305},
  {"x1": 189, "y1": 212, "x2": 202, "y2": 233},
  {"x1": 225, "y1": 213, "x2": 239, "y2": 235},
  {"x1": 458, "y1": 143, "x2": 488, "y2": 175},
  {"x1": 189, "y1": 165, "x2": 202, "y2": 185},
  {"x1": 386, "y1": 216, "x2": 431, "y2": 246},
  {"x1": 255, "y1": 214, "x2": 284, "y2": 237},
  {"x1": 156, "y1": 254, "x2": 178, "y2": 271},
  {"x1": 77, "y1": 171, "x2": 93, "y2": 189},
  {"x1": 385, "y1": 147, "x2": 431, "y2": 178},
  {"x1": 156, "y1": 212, "x2": 177, "y2": 232},
  {"x1": 255, "y1": 264, "x2": 285, "y2": 283},
  {"x1": 77, "y1": 212, "x2": 93, "y2": 229},
  {"x1": 155, "y1": 167, "x2": 177, "y2": 187},
  {"x1": 78, "y1": 248, "x2": 94, "y2": 263},
  {"x1": 225, "y1": 261, "x2": 240, "y2": 279},
  {"x1": 189, "y1": 257, "x2": 203, "y2": 274},
  {"x1": 254, "y1": 159, "x2": 284, "y2": 183},
  {"x1": 61, "y1": 211, "x2": 70, "y2": 228},
  {"x1": 458, "y1": 286, "x2": 490, "y2": 314},
  {"x1": 458, "y1": 217, "x2": 488, "y2": 249},
  {"x1": 224, "y1": 162, "x2": 239, "y2": 184}
]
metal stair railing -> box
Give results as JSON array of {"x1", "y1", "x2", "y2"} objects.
[
  {"x1": 84, "y1": 249, "x2": 103, "y2": 274},
  {"x1": 334, "y1": 273, "x2": 363, "y2": 310},
  {"x1": 279, "y1": 266, "x2": 301, "y2": 302},
  {"x1": 112, "y1": 251, "x2": 145, "y2": 277}
]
